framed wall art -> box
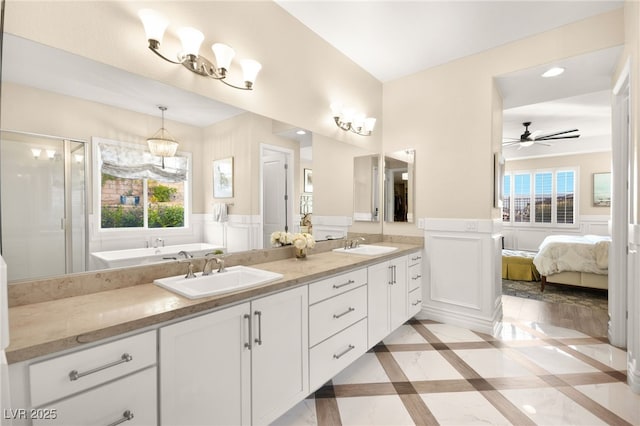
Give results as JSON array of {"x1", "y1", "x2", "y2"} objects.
[
  {"x1": 592, "y1": 172, "x2": 611, "y2": 207},
  {"x1": 213, "y1": 157, "x2": 234, "y2": 198},
  {"x1": 304, "y1": 168, "x2": 313, "y2": 193}
]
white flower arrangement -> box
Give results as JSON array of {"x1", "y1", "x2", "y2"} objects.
[{"x1": 271, "y1": 231, "x2": 316, "y2": 249}]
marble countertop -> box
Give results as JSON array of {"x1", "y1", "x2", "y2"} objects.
[{"x1": 7, "y1": 242, "x2": 421, "y2": 363}]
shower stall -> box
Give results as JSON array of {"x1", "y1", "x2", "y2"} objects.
[{"x1": 0, "y1": 130, "x2": 88, "y2": 281}]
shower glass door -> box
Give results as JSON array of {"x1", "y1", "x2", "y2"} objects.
[{"x1": 0, "y1": 131, "x2": 87, "y2": 281}]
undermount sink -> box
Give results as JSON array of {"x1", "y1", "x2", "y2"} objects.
[
  {"x1": 154, "y1": 265, "x2": 283, "y2": 299},
  {"x1": 332, "y1": 245, "x2": 398, "y2": 256}
]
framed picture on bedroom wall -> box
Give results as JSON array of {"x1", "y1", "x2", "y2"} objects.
[
  {"x1": 213, "y1": 157, "x2": 234, "y2": 198},
  {"x1": 592, "y1": 172, "x2": 611, "y2": 207}
]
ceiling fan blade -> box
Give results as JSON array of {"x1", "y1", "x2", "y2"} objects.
[
  {"x1": 536, "y1": 134, "x2": 580, "y2": 141},
  {"x1": 534, "y1": 128, "x2": 579, "y2": 140}
]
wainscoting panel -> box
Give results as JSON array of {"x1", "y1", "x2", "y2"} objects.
[
  {"x1": 418, "y1": 218, "x2": 503, "y2": 336},
  {"x1": 429, "y1": 235, "x2": 482, "y2": 310},
  {"x1": 312, "y1": 216, "x2": 353, "y2": 241}
]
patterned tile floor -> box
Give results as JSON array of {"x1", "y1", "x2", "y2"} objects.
[{"x1": 273, "y1": 319, "x2": 640, "y2": 426}]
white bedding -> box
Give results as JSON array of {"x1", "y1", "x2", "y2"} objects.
[{"x1": 533, "y1": 235, "x2": 611, "y2": 276}]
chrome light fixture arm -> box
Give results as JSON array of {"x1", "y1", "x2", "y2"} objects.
[
  {"x1": 147, "y1": 39, "x2": 183, "y2": 65},
  {"x1": 333, "y1": 116, "x2": 373, "y2": 137}
]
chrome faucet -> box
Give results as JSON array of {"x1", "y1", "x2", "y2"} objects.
[
  {"x1": 344, "y1": 237, "x2": 366, "y2": 249},
  {"x1": 178, "y1": 251, "x2": 196, "y2": 279},
  {"x1": 153, "y1": 238, "x2": 165, "y2": 248},
  {"x1": 178, "y1": 250, "x2": 193, "y2": 259},
  {"x1": 202, "y1": 252, "x2": 225, "y2": 275}
]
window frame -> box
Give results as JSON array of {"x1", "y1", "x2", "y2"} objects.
[
  {"x1": 503, "y1": 167, "x2": 578, "y2": 228},
  {"x1": 92, "y1": 137, "x2": 193, "y2": 237}
]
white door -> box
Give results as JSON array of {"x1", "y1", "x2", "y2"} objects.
[
  {"x1": 251, "y1": 286, "x2": 308, "y2": 425},
  {"x1": 262, "y1": 148, "x2": 292, "y2": 248},
  {"x1": 159, "y1": 303, "x2": 251, "y2": 426}
]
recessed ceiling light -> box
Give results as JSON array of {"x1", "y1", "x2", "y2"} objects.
[
  {"x1": 542, "y1": 67, "x2": 565, "y2": 78},
  {"x1": 296, "y1": 130, "x2": 306, "y2": 135}
]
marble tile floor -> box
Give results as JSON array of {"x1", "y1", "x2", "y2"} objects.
[{"x1": 273, "y1": 318, "x2": 639, "y2": 425}]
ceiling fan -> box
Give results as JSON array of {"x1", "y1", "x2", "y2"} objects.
[{"x1": 503, "y1": 121, "x2": 580, "y2": 148}]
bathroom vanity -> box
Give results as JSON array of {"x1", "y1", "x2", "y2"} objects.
[{"x1": 6, "y1": 243, "x2": 422, "y2": 425}]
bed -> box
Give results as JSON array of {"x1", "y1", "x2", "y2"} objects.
[{"x1": 532, "y1": 235, "x2": 610, "y2": 291}]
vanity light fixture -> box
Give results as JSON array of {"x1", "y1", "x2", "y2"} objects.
[
  {"x1": 330, "y1": 102, "x2": 376, "y2": 136},
  {"x1": 46, "y1": 149, "x2": 56, "y2": 160},
  {"x1": 138, "y1": 9, "x2": 262, "y2": 90},
  {"x1": 30, "y1": 148, "x2": 41, "y2": 159},
  {"x1": 147, "y1": 106, "x2": 179, "y2": 169}
]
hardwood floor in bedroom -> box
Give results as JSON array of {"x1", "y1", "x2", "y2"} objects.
[{"x1": 502, "y1": 294, "x2": 609, "y2": 338}]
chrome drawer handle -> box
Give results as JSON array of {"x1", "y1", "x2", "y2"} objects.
[
  {"x1": 333, "y1": 344, "x2": 355, "y2": 360},
  {"x1": 69, "y1": 353, "x2": 133, "y2": 381},
  {"x1": 333, "y1": 279, "x2": 355, "y2": 289},
  {"x1": 412, "y1": 274, "x2": 422, "y2": 280},
  {"x1": 412, "y1": 299, "x2": 423, "y2": 306},
  {"x1": 411, "y1": 256, "x2": 422, "y2": 261},
  {"x1": 333, "y1": 307, "x2": 355, "y2": 319},
  {"x1": 106, "y1": 410, "x2": 134, "y2": 426}
]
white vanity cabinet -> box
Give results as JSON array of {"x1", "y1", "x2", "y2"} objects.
[
  {"x1": 408, "y1": 250, "x2": 423, "y2": 317},
  {"x1": 9, "y1": 330, "x2": 157, "y2": 426},
  {"x1": 159, "y1": 285, "x2": 308, "y2": 426},
  {"x1": 367, "y1": 255, "x2": 408, "y2": 346},
  {"x1": 307, "y1": 268, "x2": 368, "y2": 391}
]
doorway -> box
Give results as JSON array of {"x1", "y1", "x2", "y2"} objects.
[
  {"x1": 261, "y1": 145, "x2": 293, "y2": 248},
  {"x1": 0, "y1": 130, "x2": 88, "y2": 281}
]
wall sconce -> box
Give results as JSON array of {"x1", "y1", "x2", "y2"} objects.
[
  {"x1": 46, "y1": 150, "x2": 56, "y2": 160},
  {"x1": 138, "y1": 9, "x2": 262, "y2": 90},
  {"x1": 30, "y1": 148, "x2": 41, "y2": 159},
  {"x1": 330, "y1": 102, "x2": 376, "y2": 136}
]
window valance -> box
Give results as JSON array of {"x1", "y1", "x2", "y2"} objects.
[{"x1": 98, "y1": 142, "x2": 187, "y2": 183}]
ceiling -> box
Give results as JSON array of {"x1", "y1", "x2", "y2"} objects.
[{"x1": 2, "y1": 1, "x2": 624, "y2": 159}]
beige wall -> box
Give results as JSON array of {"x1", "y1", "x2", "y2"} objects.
[
  {"x1": 505, "y1": 152, "x2": 612, "y2": 217},
  {"x1": 1, "y1": 82, "x2": 205, "y2": 214},
  {"x1": 383, "y1": 9, "x2": 624, "y2": 234}
]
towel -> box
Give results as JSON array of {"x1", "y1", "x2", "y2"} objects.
[{"x1": 213, "y1": 203, "x2": 228, "y2": 222}]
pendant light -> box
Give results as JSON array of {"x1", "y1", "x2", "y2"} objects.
[{"x1": 147, "y1": 106, "x2": 178, "y2": 168}]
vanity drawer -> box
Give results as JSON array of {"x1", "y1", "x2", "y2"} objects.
[
  {"x1": 29, "y1": 330, "x2": 157, "y2": 407},
  {"x1": 309, "y1": 285, "x2": 367, "y2": 347},
  {"x1": 409, "y1": 287, "x2": 423, "y2": 317},
  {"x1": 308, "y1": 268, "x2": 367, "y2": 304},
  {"x1": 309, "y1": 319, "x2": 367, "y2": 391},
  {"x1": 33, "y1": 366, "x2": 157, "y2": 426},
  {"x1": 408, "y1": 263, "x2": 422, "y2": 292},
  {"x1": 408, "y1": 251, "x2": 423, "y2": 266}
]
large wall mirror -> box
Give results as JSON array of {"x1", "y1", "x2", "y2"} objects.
[
  {"x1": 384, "y1": 149, "x2": 415, "y2": 223},
  {"x1": 353, "y1": 154, "x2": 380, "y2": 222},
  {"x1": 0, "y1": 31, "x2": 316, "y2": 281}
]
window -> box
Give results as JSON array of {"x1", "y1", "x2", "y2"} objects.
[
  {"x1": 513, "y1": 173, "x2": 531, "y2": 223},
  {"x1": 503, "y1": 168, "x2": 576, "y2": 226},
  {"x1": 96, "y1": 140, "x2": 190, "y2": 230},
  {"x1": 534, "y1": 172, "x2": 552, "y2": 223}
]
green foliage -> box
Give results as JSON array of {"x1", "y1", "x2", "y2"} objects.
[
  {"x1": 101, "y1": 206, "x2": 143, "y2": 228},
  {"x1": 149, "y1": 205, "x2": 185, "y2": 228},
  {"x1": 151, "y1": 185, "x2": 177, "y2": 202}
]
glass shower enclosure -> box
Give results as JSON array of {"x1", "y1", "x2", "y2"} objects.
[{"x1": 0, "y1": 130, "x2": 88, "y2": 281}]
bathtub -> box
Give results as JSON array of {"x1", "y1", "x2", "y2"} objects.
[{"x1": 91, "y1": 243, "x2": 224, "y2": 269}]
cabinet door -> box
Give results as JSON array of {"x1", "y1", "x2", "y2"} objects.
[
  {"x1": 160, "y1": 302, "x2": 251, "y2": 426},
  {"x1": 367, "y1": 261, "x2": 391, "y2": 347},
  {"x1": 389, "y1": 256, "x2": 408, "y2": 331},
  {"x1": 251, "y1": 286, "x2": 309, "y2": 425}
]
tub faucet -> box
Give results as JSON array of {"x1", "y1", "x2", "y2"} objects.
[
  {"x1": 202, "y1": 252, "x2": 225, "y2": 275},
  {"x1": 178, "y1": 250, "x2": 193, "y2": 259},
  {"x1": 154, "y1": 238, "x2": 165, "y2": 248}
]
